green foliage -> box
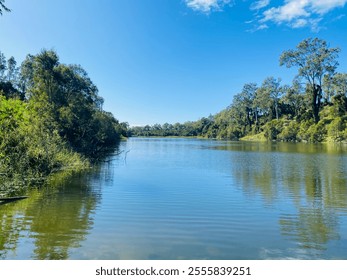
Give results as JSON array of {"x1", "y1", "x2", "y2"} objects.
[
  {"x1": 263, "y1": 120, "x2": 283, "y2": 140},
  {"x1": 327, "y1": 117, "x2": 347, "y2": 142},
  {"x1": 116, "y1": 38, "x2": 347, "y2": 145},
  {"x1": 0, "y1": 96, "x2": 88, "y2": 182},
  {"x1": 20, "y1": 50, "x2": 121, "y2": 158},
  {"x1": 280, "y1": 38, "x2": 340, "y2": 123},
  {"x1": 306, "y1": 121, "x2": 328, "y2": 143},
  {"x1": 277, "y1": 121, "x2": 300, "y2": 142},
  {"x1": 1, "y1": 49, "x2": 124, "y2": 194}
]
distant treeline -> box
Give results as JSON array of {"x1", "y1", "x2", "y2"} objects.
[
  {"x1": 0, "y1": 49, "x2": 127, "y2": 187},
  {"x1": 130, "y1": 38, "x2": 347, "y2": 143}
]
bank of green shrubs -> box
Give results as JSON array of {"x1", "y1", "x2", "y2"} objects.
[{"x1": 0, "y1": 50, "x2": 126, "y2": 194}]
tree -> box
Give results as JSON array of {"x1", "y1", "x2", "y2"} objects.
[
  {"x1": 19, "y1": 49, "x2": 120, "y2": 157},
  {"x1": 0, "y1": 52, "x2": 23, "y2": 99},
  {"x1": 282, "y1": 79, "x2": 305, "y2": 119},
  {"x1": 323, "y1": 73, "x2": 347, "y2": 102},
  {"x1": 255, "y1": 77, "x2": 283, "y2": 121},
  {"x1": 7, "y1": 56, "x2": 18, "y2": 84},
  {"x1": 0, "y1": 0, "x2": 10, "y2": 15},
  {"x1": 0, "y1": 51, "x2": 6, "y2": 81},
  {"x1": 254, "y1": 83, "x2": 272, "y2": 121},
  {"x1": 280, "y1": 38, "x2": 340, "y2": 123},
  {"x1": 264, "y1": 77, "x2": 284, "y2": 120}
]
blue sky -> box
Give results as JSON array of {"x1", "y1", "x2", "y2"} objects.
[{"x1": 0, "y1": 0, "x2": 347, "y2": 126}]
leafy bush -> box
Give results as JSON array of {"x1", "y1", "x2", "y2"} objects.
[
  {"x1": 0, "y1": 96, "x2": 88, "y2": 183},
  {"x1": 263, "y1": 120, "x2": 284, "y2": 140},
  {"x1": 277, "y1": 121, "x2": 300, "y2": 142},
  {"x1": 327, "y1": 117, "x2": 347, "y2": 142}
]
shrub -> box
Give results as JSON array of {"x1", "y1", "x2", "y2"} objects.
[
  {"x1": 327, "y1": 117, "x2": 347, "y2": 142},
  {"x1": 263, "y1": 120, "x2": 284, "y2": 140},
  {"x1": 278, "y1": 121, "x2": 300, "y2": 142}
]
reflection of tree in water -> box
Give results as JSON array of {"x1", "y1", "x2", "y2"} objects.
[
  {"x1": 227, "y1": 144, "x2": 347, "y2": 254},
  {"x1": 0, "y1": 189, "x2": 41, "y2": 259},
  {"x1": 278, "y1": 161, "x2": 344, "y2": 252},
  {"x1": 0, "y1": 206, "x2": 23, "y2": 258},
  {"x1": 0, "y1": 172, "x2": 100, "y2": 259},
  {"x1": 279, "y1": 208, "x2": 339, "y2": 251}
]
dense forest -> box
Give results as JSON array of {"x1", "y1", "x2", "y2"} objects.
[
  {"x1": 0, "y1": 49, "x2": 127, "y2": 193},
  {"x1": 130, "y1": 38, "x2": 347, "y2": 143}
]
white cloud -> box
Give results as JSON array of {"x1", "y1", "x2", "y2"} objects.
[
  {"x1": 184, "y1": 0, "x2": 231, "y2": 13},
  {"x1": 291, "y1": 18, "x2": 308, "y2": 28},
  {"x1": 311, "y1": 0, "x2": 347, "y2": 14},
  {"x1": 260, "y1": 0, "x2": 347, "y2": 29},
  {"x1": 250, "y1": 0, "x2": 271, "y2": 11},
  {"x1": 185, "y1": 0, "x2": 347, "y2": 31},
  {"x1": 247, "y1": 23, "x2": 269, "y2": 32}
]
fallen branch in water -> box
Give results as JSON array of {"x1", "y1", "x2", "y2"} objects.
[{"x1": 0, "y1": 196, "x2": 29, "y2": 202}]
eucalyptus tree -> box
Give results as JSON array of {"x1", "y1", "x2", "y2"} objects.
[
  {"x1": 0, "y1": 51, "x2": 6, "y2": 81},
  {"x1": 7, "y1": 56, "x2": 18, "y2": 83},
  {"x1": 280, "y1": 38, "x2": 340, "y2": 123},
  {"x1": 323, "y1": 73, "x2": 347, "y2": 101},
  {"x1": 236, "y1": 83, "x2": 258, "y2": 129},
  {"x1": 262, "y1": 77, "x2": 284, "y2": 120},
  {"x1": 282, "y1": 79, "x2": 306, "y2": 119},
  {"x1": 323, "y1": 73, "x2": 347, "y2": 116}
]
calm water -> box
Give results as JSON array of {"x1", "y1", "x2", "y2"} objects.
[{"x1": 1, "y1": 138, "x2": 347, "y2": 260}]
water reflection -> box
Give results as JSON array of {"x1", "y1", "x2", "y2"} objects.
[
  {"x1": 1, "y1": 139, "x2": 346, "y2": 259},
  {"x1": 215, "y1": 141, "x2": 347, "y2": 257},
  {"x1": 0, "y1": 173, "x2": 100, "y2": 260}
]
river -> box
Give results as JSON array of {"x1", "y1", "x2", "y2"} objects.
[{"x1": 1, "y1": 138, "x2": 347, "y2": 259}]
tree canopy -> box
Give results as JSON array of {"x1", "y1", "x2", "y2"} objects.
[
  {"x1": 1, "y1": 49, "x2": 124, "y2": 193},
  {"x1": 280, "y1": 38, "x2": 340, "y2": 123}
]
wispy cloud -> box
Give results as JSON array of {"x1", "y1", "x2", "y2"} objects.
[
  {"x1": 259, "y1": 0, "x2": 347, "y2": 30},
  {"x1": 184, "y1": 0, "x2": 347, "y2": 31},
  {"x1": 184, "y1": 0, "x2": 231, "y2": 14},
  {"x1": 247, "y1": 23, "x2": 269, "y2": 33},
  {"x1": 250, "y1": 0, "x2": 271, "y2": 11}
]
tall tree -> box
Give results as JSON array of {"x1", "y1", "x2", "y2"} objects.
[
  {"x1": 282, "y1": 79, "x2": 305, "y2": 119},
  {"x1": 280, "y1": 38, "x2": 340, "y2": 123},
  {"x1": 262, "y1": 77, "x2": 283, "y2": 120},
  {"x1": 7, "y1": 56, "x2": 18, "y2": 83},
  {"x1": 0, "y1": 51, "x2": 6, "y2": 81},
  {"x1": 323, "y1": 73, "x2": 347, "y2": 102}
]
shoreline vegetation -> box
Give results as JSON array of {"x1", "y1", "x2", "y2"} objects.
[
  {"x1": 129, "y1": 38, "x2": 347, "y2": 145},
  {"x1": 1, "y1": 37, "x2": 347, "y2": 196},
  {"x1": 0, "y1": 49, "x2": 127, "y2": 196}
]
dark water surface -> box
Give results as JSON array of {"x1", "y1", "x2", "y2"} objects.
[{"x1": 1, "y1": 138, "x2": 347, "y2": 259}]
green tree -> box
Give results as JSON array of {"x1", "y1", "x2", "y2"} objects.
[
  {"x1": 19, "y1": 50, "x2": 120, "y2": 158},
  {"x1": 254, "y1": 80, "x2": 273, "y2": 122},
  {"x1": 262, "y1": 77, "x2": 283, "y2": 120},
  {"x1": 0, "y1": 51, "x2": 6, "y2": 81},
  {"x1": 323, "y1": 73, "x2": 347, "y2": 102},
  {"x1": 281, "y1": 79, "x2": 306, "y2": 119},
  {"x1": 6, "y1": 56, "x2": 18, "y2": 83},
  {"x1": 280, "y1": 38, "x2": 340, "y2": 123}
]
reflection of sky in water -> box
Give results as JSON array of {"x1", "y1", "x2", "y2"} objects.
[{"x1": 1, "y1": 139, "x2": 347, "y2": 259}]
